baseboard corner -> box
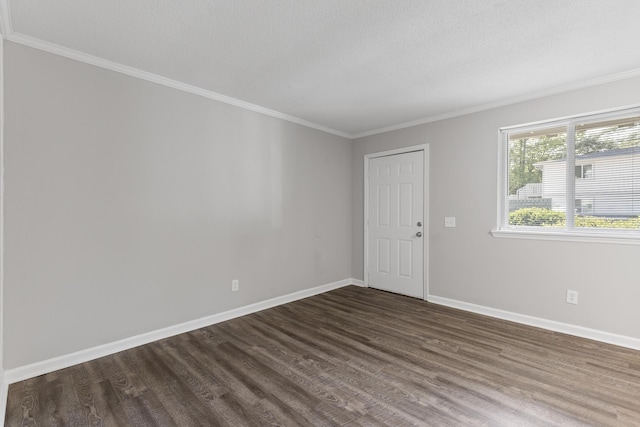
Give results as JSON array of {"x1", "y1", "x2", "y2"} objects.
[{"x1": 350, "y1": 278, "x2": 366, "y2": 287}]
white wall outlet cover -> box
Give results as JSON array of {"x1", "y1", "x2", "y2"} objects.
[
  {"x1": 566, "y1": 290, "x2": 578, "y2": 305},
  {"x1": 444, "y1": 217, "x2": 456, "y2": 228},
  {"x1": 232, "y1": 279, "x2": 239, "y2": 291}
]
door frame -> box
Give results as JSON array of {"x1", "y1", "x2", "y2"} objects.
[{"x1": 364, "y1": 144, "x2": 429, "y2": 300}]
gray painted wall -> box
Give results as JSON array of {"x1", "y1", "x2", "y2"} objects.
[
  {"x1": 352, "y1": 76, "x2": 640, "y2": 340},
  {"x1": 5, "y1": 38, "x2": 640, "y2": 371},
  {"x1": 4, "y1": 42, "x2": 352, "y2": 369}
]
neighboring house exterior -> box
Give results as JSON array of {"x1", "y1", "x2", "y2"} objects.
[{"x1": 514, "y1": 147, "x2": 640, "y2": 217}]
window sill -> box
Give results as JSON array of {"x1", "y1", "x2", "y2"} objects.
[{"x1": 491, "y1": 228, "x2": 640, "y2": 245}]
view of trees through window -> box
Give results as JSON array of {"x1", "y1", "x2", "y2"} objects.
[
  {"x1": 508, "y1": 130, "x2": 566, "y2": 196},
  {"x1": 507, "y1": 115, "x2": 640, "y2": 229}
]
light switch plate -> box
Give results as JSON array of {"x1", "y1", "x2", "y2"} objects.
[{"x1": 444, "y1": 217, "x2": 456, "y2": 228}]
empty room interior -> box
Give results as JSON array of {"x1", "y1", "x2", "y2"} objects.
[{"x1": 1, "y1": 1, "x2": 640, "y2": 425}]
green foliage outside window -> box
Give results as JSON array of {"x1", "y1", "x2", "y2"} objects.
[
  {"x1": 508, "y1": 126, "x2": 640, "y2": 195},
  {"x1": 509, "y1": 207, "x2": 565, "y2": 227},
  {"x1": 508, "y1": 135, "x2": 565, "y2": 195},
  {"x1": 509, "y1": 207, "x2": 640, "y2": 229}
]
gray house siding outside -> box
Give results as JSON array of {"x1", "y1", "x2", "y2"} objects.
[{"x1": 535, "y1": 147, "x2": 640, "y2": 217}]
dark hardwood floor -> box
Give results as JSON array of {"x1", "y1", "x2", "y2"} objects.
[{"x1": 5, "y1": 285, "x2": 640, "y2": 426}]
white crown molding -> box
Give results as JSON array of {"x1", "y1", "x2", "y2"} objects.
[
  {"x1": 428, "y1": 294, "x2": 640, "y2": 351},
  {"x1": 3, "y1": 278, "x2": 361, "y2": 385},
  {"x1": 352, "y1": 67, "x2": 640, "y2": 139},
  {"x1": 3, "y1": 30, "x2": 352, "y2": 139},
  {"x1": 3, "y1": 1, "x2": 640, "y2": 140},
  {"x1": 4, "y1": 19, "x2": 640, "y2": 141}
]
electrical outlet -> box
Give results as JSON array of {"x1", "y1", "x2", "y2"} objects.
[
  {"x1": 444, "y1": 217, "x2": 456, "y2": 228},
  {"x1": 566, "y1": 290, "x2": 578, "y2": 305},
  {"x1": 232, "y1": 279, "x2": 239, "y2": 292}
]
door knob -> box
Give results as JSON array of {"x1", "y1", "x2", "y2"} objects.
[
  {"x1": 416, "y1": 232, "x2": 422, "y2": 237},
  {"x1": 417, "y1": 221, "x2": 422, "y2": 227}
]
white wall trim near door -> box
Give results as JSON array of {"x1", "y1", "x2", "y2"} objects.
[
  {"x1": 0, "y1": 35, "x2": 6, "y2": 426},
  {"x1": 3, "y1": 278, "x2": 362, "y2": 387},
  {"x1": 364, "y1": 144, "x2": 429, "y2": 299},
  {"x1": 428, "y1": 294, "x2": 640, "y2": 351}
]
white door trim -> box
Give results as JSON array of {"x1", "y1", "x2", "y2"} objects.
[{"x1": 364, "y1": 144, "x2": 429, "y2": 300}]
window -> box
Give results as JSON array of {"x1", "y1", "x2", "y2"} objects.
[
  {"x1": 495, "y1": 106, "x2": 640, "y2": 242},
  {"x1": 575, "y1": 198, "x2": 594, "y2": 214},
  {"x1": 575, "y1": 164, "x2": 593, "y2": 179}
]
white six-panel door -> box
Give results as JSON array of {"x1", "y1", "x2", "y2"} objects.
[{"x1": 367, "y1": 150, "x2": 424, "y2": 298}]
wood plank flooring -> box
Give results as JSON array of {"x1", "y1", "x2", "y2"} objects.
[{"x1": 5, "y1": 285, "x2": 640, "y2": 426}]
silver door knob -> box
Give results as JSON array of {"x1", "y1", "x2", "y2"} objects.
[{"x1": 416, "y1": 232, "x2": 422, "y2": 237}]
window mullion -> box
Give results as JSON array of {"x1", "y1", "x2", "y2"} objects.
[
  {"x1": 499, "y1": 131, "x2": 509, "y2": 228},
  {"x1": 566, "y1": 124, "x2": 576, "y2": 229}
]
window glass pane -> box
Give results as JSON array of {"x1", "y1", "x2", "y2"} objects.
[
  {"x1": 508, "y1": 130, "x2": 566, "y2": 227},
  {"x1": 575, "y1": 164, "x2": 593, "y2": 179},
  {"x1": 574, "y1": 116, "x2": 640, "y2": 229}
]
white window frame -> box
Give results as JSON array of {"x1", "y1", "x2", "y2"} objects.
[
  {"x1": 575, "y1": 198, "x2": 595, "y2": 215},
  {"x1": 575, "y1": 164, "x2": 594, "y2": 179},
  {"x1": 577, "y1": 198, "x2": 594, "y2": 215},
  {"x1": 492, "y1": 105, "x2": 640, "y2": 245}
]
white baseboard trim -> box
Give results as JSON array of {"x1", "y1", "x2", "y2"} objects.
[
  {"x1": 428, "y1": 294, "x2": 640, "y2": 351},
  {"x1": 350, "y1": 278, "x2": 366, "y2": 287},
  {"x1": 4, "y1": 278, "x2": 360, "y2": 385}
]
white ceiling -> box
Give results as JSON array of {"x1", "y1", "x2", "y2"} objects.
[{"x1": 3, "y1": 0, "x2": 640, "y2": 138}]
